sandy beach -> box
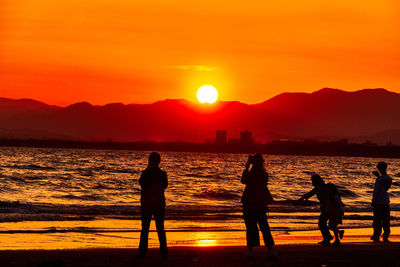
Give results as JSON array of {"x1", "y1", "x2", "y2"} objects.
[
  {"x1": 0, "y1": 228, "x2": 398, "y2": 266},
  {"x1": 0, "y1": 242, "x2": 399, "y2": 267}
]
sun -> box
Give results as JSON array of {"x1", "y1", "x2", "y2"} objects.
[{"x1": 197, "y1": 85, "x2": 218, "y2": 104}]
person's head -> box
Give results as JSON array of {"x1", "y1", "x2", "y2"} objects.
[
  {"x1": 249, "y1": 153, "x2": 265, "y2": 170},
  {"x1": 377, "y1": 161, "x2": 388, "y2": 174},
  {"x1": 148, "y1": 152, "x2": 161, "y2": 167},
  {"x1": 311, "y1": 174, "x2": 325, "y2": 187}
]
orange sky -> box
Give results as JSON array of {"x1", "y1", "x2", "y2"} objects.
[{"x1": 1, "y1": 0, "x2": 399, "y2": 106}]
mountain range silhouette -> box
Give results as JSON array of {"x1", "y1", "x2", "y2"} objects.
[{"x1": 1, "y1": 88, "x2": 400, "y2": 144}]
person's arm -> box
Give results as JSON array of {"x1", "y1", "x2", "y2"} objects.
[
  {"x1": 241, "y1": 156, "x2": 252, "y2": 184},
  {"x1": 241, "y1": 168, "x2": 249, "y2": 184},
  {"x1": 162, "y1": 171, "x2": 168, "y2": 189},
  {"x1": 298, "y1": 188, "x2": 316, "y2": 201},
  {"x1": 384, "y1": 176, "x2": 392, "y2": 191},
  {"x1": 372, "y1": 180, "x2": 378, "y2": 205},
  {"x1": 139, "y1": 171, "x2": 146, "y2": 188}
]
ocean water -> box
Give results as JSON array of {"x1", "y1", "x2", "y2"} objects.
[{"x1": 0, "y1": 147, "x2": 399, "y2": 247}]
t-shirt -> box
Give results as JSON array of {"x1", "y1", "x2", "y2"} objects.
[
  {"x1": 241, "y1": 168, "x2": 272, "y2": 208},
  {"x1": 372, "y1": 174, "x2": 392, "y2": 205},
  {"x1": 139, "y1": 166, "x2": 168, "y2": 209}
]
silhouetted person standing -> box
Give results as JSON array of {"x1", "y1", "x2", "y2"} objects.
[
  {"x1": 298, "y1": 174, "x2": 344, "y2": 245},
  {"x1": 371, "y1": 161, "x2": 392, "y2": 242},
  {"x1": 241, "y1": 154, "x2": 276, "y2": 257},
  {"x1": 138, "y1": 152, "x2": 168, "y2": 257}
]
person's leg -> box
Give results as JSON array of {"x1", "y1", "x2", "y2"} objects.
[
  {"x1": 138, "y1": 208, "x2": 152, "y2": 256},
  {"x1": 328, "y1": 215, "x2": 342, "y2": 245},
  {"x1": 154, "y1": 207, "x2": 168, "y2": 254},
  {"x1": 331, "y1": 226, "x2": 340, "y2": 245},
  {"x1": 372, "y1": 205, "x2": 383, "y2": 240},
  {"x1": 255, "y1": 209, "x2": 275, "y2": 249},
  {"x1": 382, "y1": 204, "x2": 391, "y2": 241},
  {"x1": 318, "y1": 211, "x2": 332, "y2": 243},
  {"x1": 243, "y1": 207, "x2": 260, "y2": 252}
]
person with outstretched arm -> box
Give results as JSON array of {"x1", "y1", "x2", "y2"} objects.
[
  {"x1": 371, "y1": 161, "x2": 392, "y2": 242},
  {"x1": 298, "y1": 174, "x2": 344, "y2": 246},
  {"x1": 137, "y1": 152, "x2": 168, "y2": 257},
  {"x1": 241, "y1": 154, "x2": 276, "y2": 257}
]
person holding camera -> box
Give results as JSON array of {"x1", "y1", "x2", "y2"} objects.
[
  {"x1": 371, "y1": 161, "x2": 392, "y2": 242},
  {"x1": 241, "y1": 154, "x2": 276, "y2": 257}
]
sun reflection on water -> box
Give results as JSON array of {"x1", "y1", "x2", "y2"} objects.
[{"x1": 193, "y1": 232, "x2": 218, "y2": 247}]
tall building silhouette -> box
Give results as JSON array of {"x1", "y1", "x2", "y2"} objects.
[
  {"x1": 216, "y1": 130, "x2": 227, "y2": 144},
  {"x1": 240, "y1": 130, "x2": 253, "y2": 144}
]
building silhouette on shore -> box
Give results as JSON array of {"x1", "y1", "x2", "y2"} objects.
[
  {"x1": 215, "y1": 130, "x2": 253, "y2": 145},
  {"x1": 215, "y1": 130, "x2": 227, "y2": 144}
]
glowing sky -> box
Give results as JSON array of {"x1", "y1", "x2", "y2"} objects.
[{"x1": 1, "y1": 0, "x2": 399, "y2": 105}]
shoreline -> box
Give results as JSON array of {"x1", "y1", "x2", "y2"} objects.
[
  {"x1": 0, "y1": 226, "x2": 398, "y2": 250},
  {"x1": 2, "y1": 140, "x2": 400, "y2": 159}
]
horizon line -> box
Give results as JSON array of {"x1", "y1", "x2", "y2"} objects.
[{"x1": 0, "y1": 87, "x2": 392, "y2": 108}]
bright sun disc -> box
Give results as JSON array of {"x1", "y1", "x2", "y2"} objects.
[{"x1": 197, "y1": 85, "x2": 218, "y2": 104}]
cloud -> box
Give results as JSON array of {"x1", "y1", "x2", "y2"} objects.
[{"x1": 165, "y1": 65, "x2": 218, "y2": 71}]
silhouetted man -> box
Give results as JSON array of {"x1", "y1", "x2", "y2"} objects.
[
  {"x1": 137, "y1": 152, "x2": 168, "y2": 257},
  {"x1": 371, "y1": 161, "x2": 392, "y2": 242}
]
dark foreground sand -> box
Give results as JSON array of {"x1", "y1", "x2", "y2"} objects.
[{"x1": 1, "y1": 243, "x2": 399, "y2": 267}]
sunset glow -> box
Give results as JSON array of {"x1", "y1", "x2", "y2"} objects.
[
  {"x1": 0, "y1": 0, "x2": 399, "y2": 105},
  {"x1": 197, "y1": 85, "x2": 218, "y2": 104}
]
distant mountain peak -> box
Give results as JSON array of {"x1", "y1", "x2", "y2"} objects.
[
  {"x1": 314, "y1": 87, "x2": 395, "y2": 96},
  {"x1": 152, "y1": 99, "x2": 194, "y2": 105},
  {"x1": 65, "y1": 102, "x2": 94, "y2": 110},
  {"x1": 313, "y1": 87, "x2": 344, "y2": 94},
  {"x1": 0, "y1": 97, "x2": 51, "y2": 108},
  {"x1": 356, "y1": 88, "x2": 392, "y2": 94}
]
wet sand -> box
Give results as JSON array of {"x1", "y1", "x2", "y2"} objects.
[
  {"x1": 1, "y1": 242, "x2": 399, "y2": 267},
  {"x1": 0, "y1": 227, "x2": 399, "y2": 266}
]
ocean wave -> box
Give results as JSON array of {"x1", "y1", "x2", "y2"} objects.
[
  {"x1": 4, "y1": 164, "x2": 55, "y2": 171},
  {"x1": 184, "y1": 173, "x2": 221, "y2": 179},
  {"x1": 338, "y1": 188, "x2": 360, "y2": 198},
  {"x1": 0, "y1": 214, "x2": 95, "y2": 223},
  {"x1": 0, "y1": 200, "x2": 399, "y2": 223},
  {"x1": 106, "y1": 168, "x2": 139, "y2": 174},
  {"x1": 389, "y1": 191, "x2": 400, "y2": 197},
  {"x1": 392, "y1": 181, "x2": 400, "y2": 186},
  {"x1": 77, "y1": 169, "x2": 94, "y2": 176},
  {"x1": 193, "y1": 189, "x2": 241, "y2": 200},
  {"x1": 53, "y1": 194, "x2": 108, "y2": 201}
]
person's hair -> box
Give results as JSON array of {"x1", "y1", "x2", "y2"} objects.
[
  {"x1": 251, "y1": 153, "x2": 265, "y2": 171},
  {"x1": 148, "y1": 152, "x2": 161, "y2": 166},
  {"x1": 377, "y1": 161, "x2": 387, "y2": 171},
  {"x1": 311, "y1": 174, "x2": 324, "y2": 186}
]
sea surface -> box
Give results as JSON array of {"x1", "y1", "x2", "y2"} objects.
[{"x1": 0, "y1": 147, "x2": 399, "y2": 248}]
